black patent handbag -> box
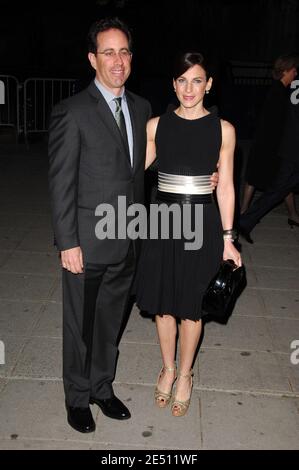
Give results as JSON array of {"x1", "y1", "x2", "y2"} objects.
[{"x1": 202, "y1": 259, "x2": 246, "y2": 318}]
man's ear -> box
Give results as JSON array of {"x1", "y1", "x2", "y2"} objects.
[{"x1": 88, "y1": 52, "x2": 97, "y2": 71}]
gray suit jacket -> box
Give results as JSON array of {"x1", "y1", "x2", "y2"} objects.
[{"x1": 48, "y1": 81, "x2": 152, "y2": 264}]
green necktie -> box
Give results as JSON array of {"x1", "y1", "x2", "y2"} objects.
[{"x1": 114, "y1": 97, "x2": 129, "y2": 154}]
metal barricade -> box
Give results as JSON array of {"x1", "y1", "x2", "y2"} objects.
[
  {"x1": 23, "y1": 78, "x2": 77, "y2": 142},
  {"x1": 229, "y1": 60, "x2": 273, "y2": 86},
  {"x1": 0, "y1": 75, "x2": 20, "y2": 138}
]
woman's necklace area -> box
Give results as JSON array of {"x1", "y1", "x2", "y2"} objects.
[{"x1": 176, "y1": 107, "x2": 209, "y2": 120}]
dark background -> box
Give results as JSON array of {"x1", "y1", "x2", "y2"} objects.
[{"x1": 1, "y1": 0, "x2": 299, "y2": 135}]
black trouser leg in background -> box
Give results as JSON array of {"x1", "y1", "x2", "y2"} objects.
[{"x1": 240, "y1": 160, "x2": 299, "y2": 233}]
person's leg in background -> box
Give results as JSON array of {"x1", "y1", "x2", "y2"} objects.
[
  {"x1": 239, "y1": 160, "x2": 299, "y2": 239},
  {"x1": 284, "y1": 192, "x2": 299, "y2": 225},
  {"x1": 241, "y1": 182, "x2": 255, "y2": 214}
]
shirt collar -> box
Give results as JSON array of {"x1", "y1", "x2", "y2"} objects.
[{"x1": 94, "y1": 78, "x2": 126, "y2": 104}]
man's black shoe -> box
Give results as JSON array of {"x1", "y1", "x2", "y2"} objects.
[
  {"x1": 90, "y1": 395, "x2": 131, "y2": 420},
  {"x1": 66, "y1": 403, "x2": 95, "y2": 433},
  {"x1": 238, "y1": 226, "x2": 254, "y2": 244}
]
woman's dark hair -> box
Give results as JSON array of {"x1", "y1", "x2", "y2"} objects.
[
  {"x1": 173, "y1": 52, "x2": 210, "y2": 80},
  {"x1": 87, "y1": 17, "x2": 132, "y2": 54},
  {"x1": 272, "y1": 54, "x2": 299, "y2": 80}
]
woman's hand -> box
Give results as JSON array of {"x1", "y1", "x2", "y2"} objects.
[
  {"x1": 223, "y1": 240, "x2": 242, "y2": 267},
  {"x1": 210, "y1": 171, "x2": 219, "y2": 190}
]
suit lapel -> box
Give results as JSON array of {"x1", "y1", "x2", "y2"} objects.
[{"x1": 126, "y1": 91, "x2": 140, "y2": 174}]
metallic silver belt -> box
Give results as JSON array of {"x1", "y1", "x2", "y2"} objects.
[{"x1": 158, "y1": 172, "x2": 213, "y2": 195}]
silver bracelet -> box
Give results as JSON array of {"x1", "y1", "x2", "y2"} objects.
[{"x1": 223, "y1": 229, "x2": 237, "y2": 241}]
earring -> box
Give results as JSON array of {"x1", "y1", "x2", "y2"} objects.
[{"x1": 205, "y1": 90, "x2": 210, "y2": 94}]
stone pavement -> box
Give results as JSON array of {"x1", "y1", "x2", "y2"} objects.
[{"x1": 0, "y1": 141, "x2": 298, "y2": 450}]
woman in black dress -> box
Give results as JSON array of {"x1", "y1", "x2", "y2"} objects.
[
  {"x1": 241, "y1": 54, "x2": 299, "y2": 226},
  {"x1": 134, "y1": 52, "x2": 241, "y2": 416}
]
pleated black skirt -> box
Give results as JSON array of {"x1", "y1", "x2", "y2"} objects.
[{"x1": 133, "y1": 201, "x2": 223, "y2": 320}]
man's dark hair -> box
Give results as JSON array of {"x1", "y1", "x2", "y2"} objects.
[
  {"x1": 87, "y1": 17, "x2": 132, "y2": 54},
  {"x1": 272, "y1": 54, "x2": 299, "y2": 80},
  {"x1": 173, "y1": 52, "x2": 211, "y2": 80}
]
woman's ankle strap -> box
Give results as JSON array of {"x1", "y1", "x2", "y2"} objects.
[
  {"x1": 178, "y1": 369, "x2": 193, "y2": 378},
  {"x1": 163, "y1": 364, "x2": 176, "y2": 372}
]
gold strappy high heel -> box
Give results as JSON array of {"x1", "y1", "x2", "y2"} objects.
[
  {"x1": 171, "y1": 369, "x2": 193, "y2": 417},
  {"x1": 154, "y1": 364, "x2": 177, "y2": 408}
]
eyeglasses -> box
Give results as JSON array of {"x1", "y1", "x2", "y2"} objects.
[{"x1": 96, "y1": 49, "x2": 132, "y2": 59}]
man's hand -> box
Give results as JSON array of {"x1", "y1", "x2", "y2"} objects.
[
  {"x1": 210, "y1": 171, "x2": 219, "y2": 190},
  {"x1": 61, "y1": 246, "x2": 84, "y2": 274}
]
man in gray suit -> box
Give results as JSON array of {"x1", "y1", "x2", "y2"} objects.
[{"x1": 48, "y1": 18, "x2": 151, "y2": 433}]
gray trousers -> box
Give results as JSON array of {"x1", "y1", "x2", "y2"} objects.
[{"x1": 62, "y1": 244, "x2": 135, "y2": 407}]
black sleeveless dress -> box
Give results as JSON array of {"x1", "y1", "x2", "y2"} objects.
[{"x1": 134, "y1": 109, "x2": 223, "y2": 320}]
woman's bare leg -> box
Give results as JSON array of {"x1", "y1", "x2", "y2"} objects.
[
  {"x1": 155, "y1": 314, "x2": 177, "y2": 396},
  {"x1": 174, "y1": 318, "x2": 202, "y2": 405}
]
